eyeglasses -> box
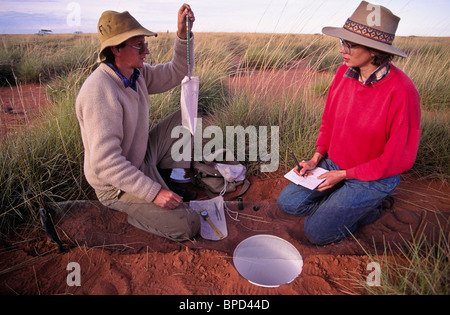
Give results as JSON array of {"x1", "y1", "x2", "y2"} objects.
[
  {"x1": 340, "y1": 39, "x2": 361, "y2": 54},
  {"x1": 125, "y1": 41, "x2": 148, "y2": 54}
]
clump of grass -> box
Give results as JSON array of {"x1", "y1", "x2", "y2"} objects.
[
  {"x1": 306, "y1": 50, "x2": 341, "y2": 72},
  {"x1": 0, "y1": 69, "x2": 92, "y2": 235},
  {"x1": 307, "y1": 72, "x2": 334, "y2": 97},
  {"x1": 0, "y1": 34, "x2": 98, "y2": 85},
  {"x1": 413, "y1": 111, "x2": 450, "y2": 180},
  {"x1": 242, "y1": 47, "x2": 290, "y2": 70},
  {"x1": 206, "y1": 76, "x2": 323, "y2": 173},
  {"x1": 148, "y1": 33, "x2": 233, "y2": 117},
  {"x1": 395, "y1": 36, "x2": 450, "y2": 111},
  {"x1": 351, "y1": 219, "x2": 449, "y2": 295},
  {"x1": 240, "y1": 34, "x2": 301, "y2": 70}
]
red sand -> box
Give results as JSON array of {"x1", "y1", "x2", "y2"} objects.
[
  {"x1": 0, "y1": 76, "x2": 449, "y2": 295},
  {"x1": 0, "y1": 84, "x2": 47, "y2": 138},
  {"x1": 1, "y1": 172, "x2": 448, "y2": 295}
]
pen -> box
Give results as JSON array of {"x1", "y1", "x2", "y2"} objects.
[{"x1": 290, "y1": 151, "x2": 307, "y2": 177}]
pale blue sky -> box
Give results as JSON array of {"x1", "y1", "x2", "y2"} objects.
[{"x1": 0, "y1": 0, "x2": 449, "y2": 36}]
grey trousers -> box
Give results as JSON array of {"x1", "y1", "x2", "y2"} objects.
[{"x1": 96, "y1": 110, "x2": 200, "y2": 241}]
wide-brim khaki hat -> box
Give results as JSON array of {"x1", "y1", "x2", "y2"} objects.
[
  {"x1": 322, "y1": 1, "x2": 407, "y2": 58},
  {"x1": 97, "y1": 10, "x2": 157, "y2": 62}
]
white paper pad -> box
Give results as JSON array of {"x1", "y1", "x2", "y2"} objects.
[{"x1": 284, "y1": 167, "x2": 328, "y2": 190}]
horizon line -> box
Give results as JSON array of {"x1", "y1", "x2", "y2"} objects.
[{"x1": 1, "y1": 31, "x2": 450, "y2": 38}]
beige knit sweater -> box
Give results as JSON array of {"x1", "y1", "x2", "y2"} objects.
[{"x1": 76, "y1": 35, "x2": 194, "y2": 203}]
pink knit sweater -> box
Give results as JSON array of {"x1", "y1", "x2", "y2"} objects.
[{"x1": 316, "y1": 64, "x2": 421, "y2": 181}]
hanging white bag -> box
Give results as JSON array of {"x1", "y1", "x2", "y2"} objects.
[
  {"x1": 180, "y1": 15, "x2": 198, "y2": 136},
  {"x1": 180, "y1": 76, "x2": 199, "y2": 135}
]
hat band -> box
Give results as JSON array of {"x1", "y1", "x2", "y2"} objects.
[{"x1": 343, "y1": 19, "x2": 395, "y2": 45}]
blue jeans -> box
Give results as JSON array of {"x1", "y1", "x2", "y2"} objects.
[{"x1": 277, "y1": 158, "x2": 399, "y2": 245}]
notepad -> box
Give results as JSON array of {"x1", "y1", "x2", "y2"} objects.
[{"x1": 284, "y1": 167, "x2": 328, "y2": 190}]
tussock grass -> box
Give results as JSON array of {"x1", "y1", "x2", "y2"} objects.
[
  {"x1": 0, "y1": 33, "x2": 448, "y2": 236},
  {"x1": 0, "y1": 34, "x2": 98, "y2": 85},
  {"x1": 349, "y1": 218, "x2": 450, "y2": 295},
  {"x1": 148, "y1": 33, "x2": 232, "y2": 116},
  {"x1": 0, "y1": 68, "x2": 92, "y2": 235},
  {"x1": 395, "y1": 37, "x2": 450, "y2": 112},
  {"x1": 415, "y1": 111, "x2": 450, "y2": 180}
]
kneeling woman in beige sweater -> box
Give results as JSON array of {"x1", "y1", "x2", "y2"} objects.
[{"x1": 76, "y1": 4, "x2": 200, "y2": 241}]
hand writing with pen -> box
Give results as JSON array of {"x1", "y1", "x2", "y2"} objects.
[{"x1": 293, "y1": 152, "x2": 347, "y2": 192}]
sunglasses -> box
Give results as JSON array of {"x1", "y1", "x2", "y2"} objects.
[
  {"x1": 340, "y1": 39, "x2": 361, "y2": 54},
  {"x1": 125, "y1": 41, "x2": 148, "y2": 54}
]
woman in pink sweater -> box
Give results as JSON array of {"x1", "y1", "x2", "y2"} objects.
[{"x1": 277, "y1": 1, "x2": 421, "y2": 245}]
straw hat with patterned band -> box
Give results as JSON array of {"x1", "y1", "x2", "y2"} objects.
[
  {"x1": 97, "y1": 10, "x2": 158, "y2": 62},
  {"x1": 322, "y1": 1, "x2": 407, "y2": 58}
]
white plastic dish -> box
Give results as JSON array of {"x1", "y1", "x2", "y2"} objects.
[
  {"x1": 233, "y1": 234, "x2": 303, "y2": 288},
  {"x1": 170, "y1": 168, "x2": 191, "y2": 183}
]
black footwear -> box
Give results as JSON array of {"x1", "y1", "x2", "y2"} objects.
[{"x1": 381, "y1": 196, "x2": 395, "y2": 210}]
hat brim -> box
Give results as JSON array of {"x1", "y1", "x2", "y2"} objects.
[
  {"x1": 322, "y1": 26, "x2": 407, "y2": 58},
  {"x1": 97, "y1": 27, "x2": 157, "y2": 62}
]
